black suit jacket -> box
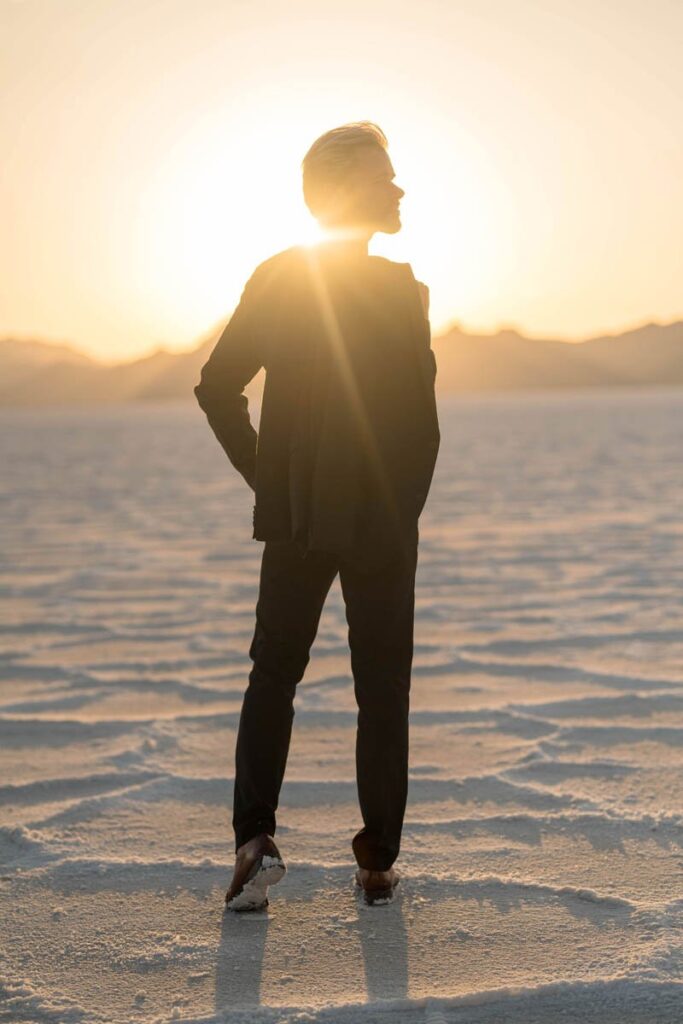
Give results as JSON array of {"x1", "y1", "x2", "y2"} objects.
[{"x1": 193, "y1": 243, "x2": 440, "y2": 559}]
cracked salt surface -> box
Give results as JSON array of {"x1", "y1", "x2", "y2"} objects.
[{"x1": 1, "y1": 392, "x2": 682, "y2": 1022}]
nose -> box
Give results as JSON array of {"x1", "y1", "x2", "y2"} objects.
[{"x1": 394, "y1": 184, "x2": 405, "y2": 200}]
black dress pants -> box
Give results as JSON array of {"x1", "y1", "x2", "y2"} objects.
[{"x1": 232, "y1": 528, "x2": 419, "y2": 871}]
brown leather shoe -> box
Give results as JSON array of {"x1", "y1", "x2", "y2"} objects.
[
  {"x1": 355, "y1": 866, "x2": 400, "y2": 906},
  {"x1": 225, "y1": 833, "x2": 286, "y2": 911}
]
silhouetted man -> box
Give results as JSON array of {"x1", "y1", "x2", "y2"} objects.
[{"x1": 194, "y1": 121, "x2": 440, "y2": 909}]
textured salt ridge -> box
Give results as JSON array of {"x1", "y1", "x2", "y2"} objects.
[
  {"x1": 3, "y1": 650, "x2": 682, "y2": 696},
  {"x1": 3, "y1": 703, "x2": 682, "y2": 753},
  {"x1": 8, "y1": 769, "x2": 607, "y2": 811},
  {"x1": 3, "y1": 973, "x2": 682, "y2": 1024},
  {"x1": 5, "y1": 763, "x2": 681, "y2": 857},
  {"x1": 8, "y1": 849, "x2": 682, "y2": 917},
  {"x1": 0, "y1": 975, "x2": 107, "y2": 1023},
  {"x1": 0, "y1": 769, "x2": 165, "y2": 806},
  {"x1": 4, "y1": 773, "x2": 615, "y2": 844},
  {"x1": 13, "y1": 857, "x2": 683, "y2": 905},
  {"x1": 1, "y1": 977, "x2": 679, "y2": 1024}
]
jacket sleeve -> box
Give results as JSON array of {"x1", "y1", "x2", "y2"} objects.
[
  {"x1": 410, "y1": 275, "x2": 440, "y2": 518},
  {"x1": 416, "y1": 280, "x2": 430, "y2": 320},
  {"x1": 193, "y1": 269, "x2": 265, "y2": 491}
]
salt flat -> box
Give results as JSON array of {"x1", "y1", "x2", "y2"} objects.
[{"x1": 1, "y1": 388, "x2": 682, "y2": 1023}]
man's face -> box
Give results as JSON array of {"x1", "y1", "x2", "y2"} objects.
[{"x1": 327, "y1": 145, "x2": 405, "y2": 235}]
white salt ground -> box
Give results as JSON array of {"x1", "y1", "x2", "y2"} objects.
[{"x1": 0, "y1": 388, "x2": 682, "y2": 1023}]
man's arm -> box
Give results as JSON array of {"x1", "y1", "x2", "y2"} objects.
[
  {"x1": 193, "y1": 269, "x2": 265, "y2": 491},
  {"x1": 416, "y1": 279, "x2": 430, "y2": 320}
]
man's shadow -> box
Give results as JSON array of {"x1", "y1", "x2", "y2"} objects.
[{"x1": 215, "y1": 877, "x2": 409, "y2": 1011}]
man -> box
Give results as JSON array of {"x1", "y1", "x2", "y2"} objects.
[{"x1": 194, "y1": 121, "x2": 440, "y2": 910}]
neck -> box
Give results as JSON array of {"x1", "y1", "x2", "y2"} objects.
[{"x1": 319, "y1": 225, "x2": 371, "y2": 260}]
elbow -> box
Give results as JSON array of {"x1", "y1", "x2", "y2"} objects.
[
  {"x1": 193, "y1": 364, "x2": 215, "y2": 411},
  {"x1": 193, "y1": 381, "x2": 208, "y2": 413}
]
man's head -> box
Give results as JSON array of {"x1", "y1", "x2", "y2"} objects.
[{"x1": 301, "y1": 121, "x2": 405, "y2": 237}]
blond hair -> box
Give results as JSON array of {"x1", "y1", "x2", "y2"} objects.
[{"x1": 301, "y1": 121, "x2": 388, "y2": 224}]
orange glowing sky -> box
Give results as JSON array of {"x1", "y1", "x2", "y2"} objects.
[{"x1": 1, "y1": 0, "x2": 681, "y2": 363}]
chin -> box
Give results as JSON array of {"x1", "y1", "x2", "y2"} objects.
[{"x1": 379, "y1": 216, "x2": 402, "y2": 235}]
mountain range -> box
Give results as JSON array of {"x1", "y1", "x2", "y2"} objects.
[{"x1": 1, "y1": 320, "x2": 681, "y2": 407}]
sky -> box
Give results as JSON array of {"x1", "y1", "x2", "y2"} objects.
[{"x1": 1, "y1": 0, "x2": 681, "y2": 363}]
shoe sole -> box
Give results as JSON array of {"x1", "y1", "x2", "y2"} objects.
[
  {"x1": 355, "y1": 871, "x2": 400, "y2": 906},
  {"x1": 226, "y1": 854, "x2": 286, "y2": 912}
]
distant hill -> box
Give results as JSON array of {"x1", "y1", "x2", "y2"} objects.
[
  {"x1": 0, "y1": 338, "x2": 96, "y2": 392},
  {"x1": 0, "y1": 333, "x2": 221, "y2": 408},
  {"x1": 432, "y1": 320, "x2": 683, "y2": 391},
  {"x1": 0, "y1": 320, "x2": 681, "y2": 407}
]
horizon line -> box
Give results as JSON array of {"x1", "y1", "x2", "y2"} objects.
[{"x1": 2, "y1": 313, "x2": 681, "y2": 368}]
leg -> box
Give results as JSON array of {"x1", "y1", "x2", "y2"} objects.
[
  {"x1": 339, "y1": 532, "x2": 419, "y2": 871},
  {"x1": 232, "y1": 540, "x2": 339, "y2": 851}
]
